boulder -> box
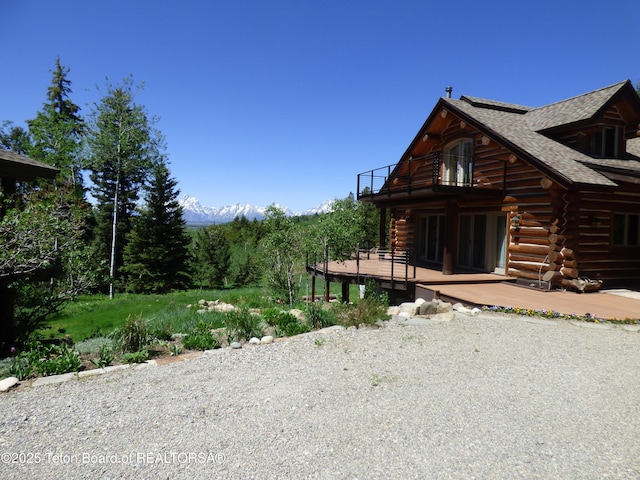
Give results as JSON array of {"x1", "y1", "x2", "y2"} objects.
[
  {"x1": 399, "y1": 302, "x2": 420, "y2": 316},
  {"x1": 261, "y1": 336, "x2": 274, "y2": 344},
  {"x1": 0, "y1": 376, "x2": 19, "y2": 392}
]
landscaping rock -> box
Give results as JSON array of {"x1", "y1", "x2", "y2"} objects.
[
  {"x1": 289, "y1": 309, "x2": 306, "y2": 321},
  {"x1": 387, "y1": 306, "x2": 401, "y2": 316},
  {"x1": 260, "y1": 336, "x2": 274, "y2": 344},
  {"x1": 249, "y1": 337, "x2": 261, "y2": 345},
  {"x1": 230, "y1": 342, "x2": 242, "y2": 349},
  {"x1": 399, "y1": 302, "x2": 420, "y2": 316},
  {"x1": 419, "y1": 301, "x2": 439, "y2": 315},
  {"x1": 0, "y1": 376, "x2": 19, "y2": 392}
]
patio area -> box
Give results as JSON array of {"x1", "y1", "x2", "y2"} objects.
[{"x1": 308, "y1": 256, "x2": 640, "y2": 321}]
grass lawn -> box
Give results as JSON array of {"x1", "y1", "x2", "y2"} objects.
[
  {"x1": 39, "y1": 282, "x2": 364, "y2": 342},
  {"x1": 41, "y1": 288, "x2": 263, "y2": 341}
]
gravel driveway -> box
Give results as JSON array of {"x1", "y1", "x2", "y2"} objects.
[{"x1": 1, "y1": 312, "x2": 639, "y2": 479}]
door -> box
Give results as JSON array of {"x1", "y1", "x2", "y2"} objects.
[
  {"x1": 458, "y1": 214, "x2": 507, "y2": 272},
  {"x1": 418, "y1": 215, "x2": 444, "y2": 263}
]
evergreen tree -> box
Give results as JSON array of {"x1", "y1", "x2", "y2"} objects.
[
  {"x1": 0, "y1": 121, "x2": 31, "y2": 155},
  {"x1": 86, "y1": 77, "x2": 161, "y2": 297},
  {"x1": 191, "y1": 225, "x2": 231, "y2": 288},
  {"x1": 122, "y1": 161, "x2": 191, "y2": 293},
  {"x1": 27, "y1": 57, "x2": 85, "y2": 195}
]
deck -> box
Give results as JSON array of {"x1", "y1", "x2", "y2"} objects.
[{"x1": 308, "y1": 257, "x2": 640, "y2": 321}]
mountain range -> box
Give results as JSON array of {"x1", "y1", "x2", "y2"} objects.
[{"x1": 178, "y1": 194, "x2": 333, "y2": 225}]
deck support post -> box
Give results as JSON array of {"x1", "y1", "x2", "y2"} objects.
[
  {"x1": 311, "y1": 276, "x2": 316, "y2": 302},
  {"x1": 341, "y1": 282, "x2": 350, "y2": 303}
]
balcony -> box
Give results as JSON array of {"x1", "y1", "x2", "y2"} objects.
[{"x1": 357, "y1": 153, "x2": 506, "y2": 200}]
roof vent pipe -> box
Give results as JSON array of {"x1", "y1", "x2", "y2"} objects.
[{"x1": 445, "y1": 86, "x2": 453, "y2": 98}]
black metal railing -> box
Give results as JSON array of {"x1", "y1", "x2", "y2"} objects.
[
  {"x1": 358, "y1": 152, "x2": 487, "y2": 199},
  {"x1": 306, "y1": 246, "x2": 415, "y2": 291}
]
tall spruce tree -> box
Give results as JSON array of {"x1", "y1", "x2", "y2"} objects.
[
  {"x1": 86, "y1": 77, "x2": 161, "y2": 297},
  {"x1": 122, "y1": 161, "x2": 191, "y2": 293},
  {"x1": 28, "y1": 57, "x2": 85, "y2": 195},
  {"x1": 191, "y1": 225, "x2": 231, "y2": 288}
]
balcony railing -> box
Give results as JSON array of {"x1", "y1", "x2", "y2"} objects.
[
  {"x1": 305, "y1": 247, "x2": 414, "y2": 292},
  {"x1": 357, "y1": 153, "x2": 505, "y2": 199}
]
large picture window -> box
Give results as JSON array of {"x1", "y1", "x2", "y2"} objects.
[{"x1": 443, "y1": 139, "x2": 473, "y2": 186}]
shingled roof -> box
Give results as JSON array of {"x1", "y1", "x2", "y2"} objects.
[
  {"x1": 438, "y1": 80, "x2": 640, "y2": 188},
  {"x1": 0, "y1": 148, "x2": 59, "y2": 181}
]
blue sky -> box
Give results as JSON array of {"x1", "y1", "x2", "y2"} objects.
[{"x1": 1, "y1": 0, "x2": 639, "y2": 212}]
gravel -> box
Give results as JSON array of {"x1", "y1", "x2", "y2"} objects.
[{"x1": 1, "y1": 312, "x2": 639, "y2": 479}]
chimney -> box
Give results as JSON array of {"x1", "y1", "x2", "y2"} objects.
[{"x1": 445, "y1": 86, "x2": 453, "y2": 98}]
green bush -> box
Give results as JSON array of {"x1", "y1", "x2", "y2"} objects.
[
  {"x1": 111, "y1": 314, "x2": 151, "y2": 353},
  {"x1": 304, "y1": 302, "x2": 337, "y2": 329},
  {"x1": 120, "y1": 349, "x2": 149, "y2": 364},
  {"x1": 91, "y1": 343, "x2": 115, "y2": 368},
  {"x1": 182, "y1": 321, "x2": 221, "y2": 350},
  {"x1": 10, "y1": 340, "x2": 81, "y2": 380},
  {"x1": 75, "y1": 337, "x2": 115, "y2": 355},
  {"x1": 273, "y1": 311, "x2": 311, "y2": 337},
  {"x1": 335, "y1": 299, "x2": 389, "y2": 329},
  {"x1": 224, "y1": 309, "x2": 265, "y2": 341}
]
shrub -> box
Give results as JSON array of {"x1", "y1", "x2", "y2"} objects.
[
  {"x1": 224, "y1": 309, "x2": 265, "y2": 341},
  {"x1": 273, "y1": 311, "x2": 311, "y2": 337},
  {"x1": 120, "y1": 349, "x2": 149, "y2": 364},
  {"x1": 182, "y1": 321, "x2": 221, "y2": 351},
  {"x1": 111, "y1": 314, "x2": 151, "y2": 353},
  {"x1": 363, "y1": 279, "x2": 389, "y2": 307},
  {"x1": 335, "y1": 299, "x2": 389, "y2": 329},
  {"x1": 91, "y1": 343, "x2": 115, "y2": 368},
  {"x1": 304, "y1": 302, "x2": 337, "y2": 329},
  {"x1": 10, "y1": 340, "x2": 81, "y2": 380},
  {"x1": 75, "y1": 337, "x2": 115, "y2": 355}
]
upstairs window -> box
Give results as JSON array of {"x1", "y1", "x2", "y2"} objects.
[
  {"x1": 442, "y1": 139, "x2": 473, "y2": 186},
  {"x1": 613, "y1": 213, "x2": 639, "y2": 246},
  {"x1": 591, "y1": 126, "x2": 620, "y2": 158}
]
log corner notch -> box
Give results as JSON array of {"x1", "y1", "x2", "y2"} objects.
[{"x1": 542, "y1": 246, "x2": 603, "y2": 293}]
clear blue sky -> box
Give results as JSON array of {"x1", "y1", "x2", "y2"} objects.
[{"x1": 1, "y1": 0, "x2": 639, "y2": 212}]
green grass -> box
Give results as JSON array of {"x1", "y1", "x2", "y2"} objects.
[
  {"x1": 38, "y1": 282, "x2": 368, "y2": 343},
  {"x1": 40, "y1": 287, "x2": 267, "y2": 342}
]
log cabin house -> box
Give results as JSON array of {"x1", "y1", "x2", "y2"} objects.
[{"x1": 357, "y1": 80, "x2": 640, "y2": 292}]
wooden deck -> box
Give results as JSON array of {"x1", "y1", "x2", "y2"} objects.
[{"x1": 308, "y1": 258, "x2": 640, "y2": 321}]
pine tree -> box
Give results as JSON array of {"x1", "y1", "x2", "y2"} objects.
[
  {"x1": 191, "y1": 225, "x2": 231, "y2": 288},
  {"x1": 86, "y1": 77, "x2": 161, "y2": 297},
  {"x1": 27, "y1": 57, "x2": 85, "y2": 195},
  {"x1": 122, "y1": 161, "x2": 191, "y2": 293}
]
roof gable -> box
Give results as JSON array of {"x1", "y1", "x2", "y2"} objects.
[{"x1": 524, "y1": 80, "x2": 635, "y2": 131}]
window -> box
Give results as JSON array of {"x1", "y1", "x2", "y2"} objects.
[
  {"x1": 613, "y1": 213, "x2": 640, "y2": 246},
  {"x1": 442, "y1": 139, "x2": 473, "y2": 186},
  {"x1": 591, "y1": 126, "x2": 620, "y2": 158}
]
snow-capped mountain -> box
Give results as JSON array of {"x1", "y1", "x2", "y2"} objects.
[{"x1": 178, "y1": 194, "x2": 332, "y2": 225}]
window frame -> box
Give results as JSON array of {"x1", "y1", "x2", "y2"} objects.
[
  {"x1": 613, "y1": 213, "x2": 640, "y2": 246},
  {"x1": 442, "y1": 138, "x2": 473, "y2": 186}
]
